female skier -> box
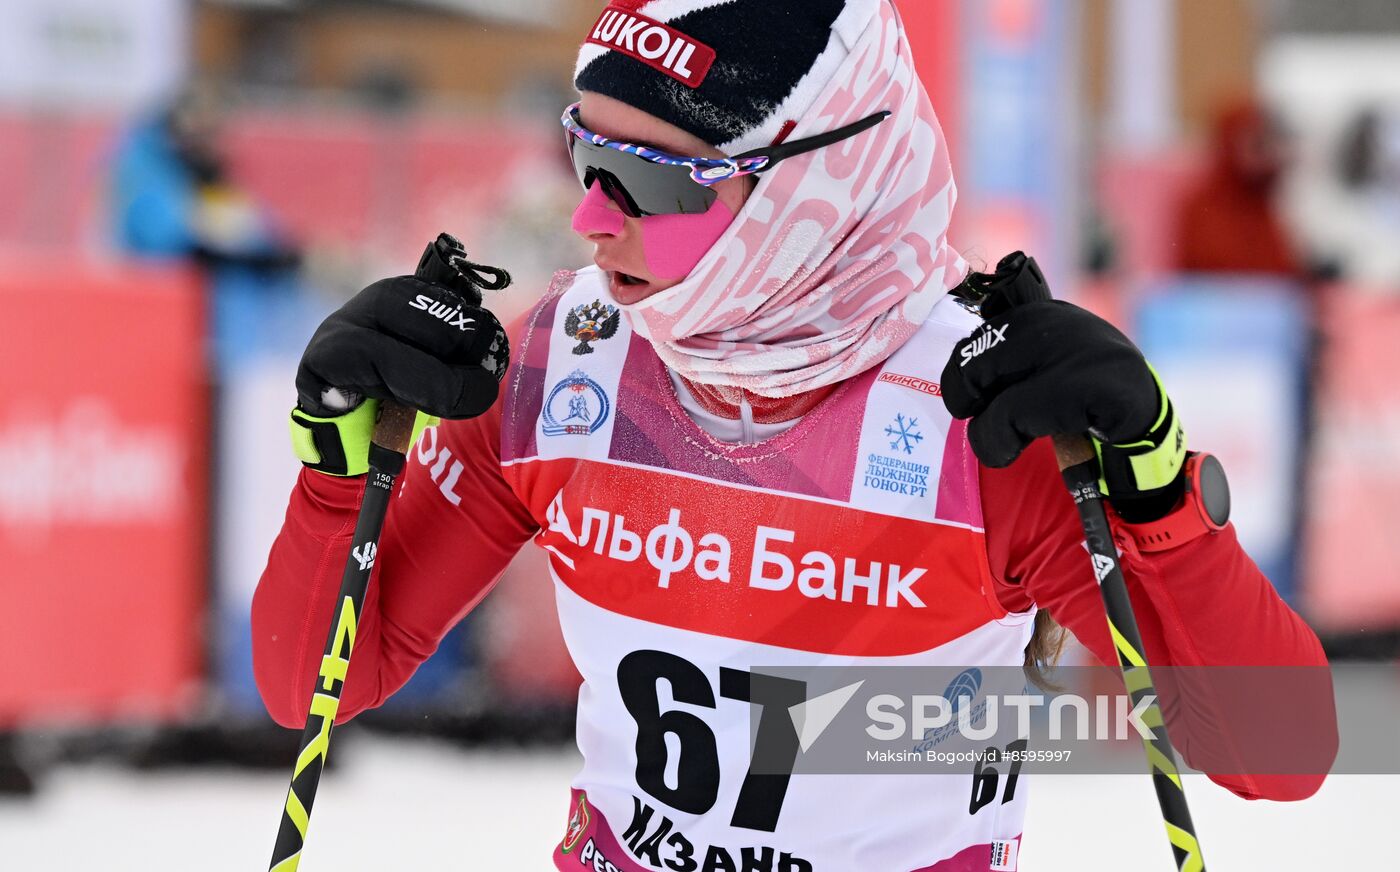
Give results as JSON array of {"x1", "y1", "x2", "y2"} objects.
[{"x1": 255, "y1": 2, "x2": 1336, "y2": 869}]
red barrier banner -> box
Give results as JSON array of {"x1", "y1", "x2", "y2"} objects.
[
  {"x1": 0, "y1": 259, "x2": 206, "y2": 724},
  {"x1": 1304, "y1": 290, "x2": 1400, "y2": 631}
]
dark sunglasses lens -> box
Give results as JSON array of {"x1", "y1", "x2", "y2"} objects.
[
  {"x1": 568, "y1": 138, "x2": 717, "y2": 217},
  {"x1": 596, "y1": 171, "x2": 645, "y2": 218}
]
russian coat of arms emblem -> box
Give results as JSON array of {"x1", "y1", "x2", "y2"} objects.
[{"x1": 563, "y1": 299, "x2": 621, "y2": 355}]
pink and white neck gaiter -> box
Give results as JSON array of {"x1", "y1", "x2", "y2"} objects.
[{"x1": 611, "y1": 0, "x2": 966, "y2": 400}]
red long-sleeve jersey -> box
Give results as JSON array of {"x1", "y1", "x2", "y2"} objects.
[{"x1": 254, "y1": 280, "x2": 1335, "y2": 870}]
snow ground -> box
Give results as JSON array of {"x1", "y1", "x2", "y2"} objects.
[{"x1": 0, "y1": 735, "x2": 1385, "y2": 871}]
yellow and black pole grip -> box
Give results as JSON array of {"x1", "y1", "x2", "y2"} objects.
[
  {"x1": 1053, "y1": 435, "x2": 1206, "y2": 872},
  {"x1": 269, "y1": 236, "x2": 470, "y2": 872}
]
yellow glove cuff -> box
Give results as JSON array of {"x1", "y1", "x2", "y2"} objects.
[
  {"x1": 290, "y1": 400, "x2": 438, "y2": 477},
  {"x1": 1093, "y1": 365, "x2": 1187, "y2": 496}
]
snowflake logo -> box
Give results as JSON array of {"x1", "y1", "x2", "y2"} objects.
[{"x1": 885, "y1": 414, "x2": 924, "y2": 455}]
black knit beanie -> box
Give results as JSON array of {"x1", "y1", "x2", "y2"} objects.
[{"x1": 573, "y1": 0, "x2": 873, "y2": 155}]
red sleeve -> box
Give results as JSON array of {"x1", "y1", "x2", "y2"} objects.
[
  {"x1": 982, "y1": 439, "x2": 1337, "y2": 801},
  {"x1": 251, "y1": 398, "x2": 538, "y2": 728}
]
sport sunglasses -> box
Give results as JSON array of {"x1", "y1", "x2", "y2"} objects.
[{"x1": 562, "y1": 102, "x2": 891, "y2": 218}]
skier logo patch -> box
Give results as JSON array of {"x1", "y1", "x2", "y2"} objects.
[
  {"x1": 991, "y1": 839, "x2": 1019, "y2": 870},
  {"x1": 542, "y1": 370, "x2": 612, "y2": 438}
]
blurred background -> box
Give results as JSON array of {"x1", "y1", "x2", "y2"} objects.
[{"x1": 2, "y1": 0, "x2": 1399, "y2": 869}]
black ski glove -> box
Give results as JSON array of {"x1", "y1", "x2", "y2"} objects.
[
  {"x1": 296, "y1": 242, "x2": 510, "y2": 421},
  {"x1": 941, "y1": 253, "x2": 1186, "y2": 520}
]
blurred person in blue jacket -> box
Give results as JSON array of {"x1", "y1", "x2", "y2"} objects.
[
  {"x1": 112, "y1": 85, "x2": 320, "y2": 371},
  {"x1": 111, "y1": 85, "x2": 301, "y2": 277}
]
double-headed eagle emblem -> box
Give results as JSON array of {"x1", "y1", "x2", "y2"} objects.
[{"x1": 563, "y1": 299, "x2": 621, "y2": 355}]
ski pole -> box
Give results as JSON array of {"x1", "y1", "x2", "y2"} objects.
[
  {"x1": 267, "y1": 403, "x2": 414, "y2": 872},
  {"x1": 1052, "y1": 435, "x2": 1206, "y2": 872},
  {"x1": 268, "y1": 236, "x2": 470, "y2": 871}
]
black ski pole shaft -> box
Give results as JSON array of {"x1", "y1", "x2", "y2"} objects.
[
  {"x1": 268, "y1": 403, "x2": 415, "y2": 872},
  {"x1": 1052, "y1": 435, "x2": 1206, "y2": 872},
  {"x1": 268, "y1": 234, "x2": 476, "y2": 871}
]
